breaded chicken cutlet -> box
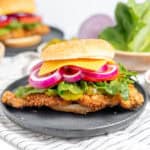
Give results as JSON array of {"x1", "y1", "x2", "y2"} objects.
[
  {"x1": 0, "y1": 25, "x2": 50, "y2": 41},
  {"x1": 2, "y1": 85, "x2": 144, "y2": 114}
]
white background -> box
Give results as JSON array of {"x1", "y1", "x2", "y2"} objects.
[
  {"x1": 0, "y1": 0, "x2": 144, "y2": 149},
  {"x1": 36, "y1": 0, "x2": 143, "y2": 38}
]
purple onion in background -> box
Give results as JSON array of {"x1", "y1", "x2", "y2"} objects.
[{"x1": 78, "y1": 14, "x2": 114, "y2": 39}]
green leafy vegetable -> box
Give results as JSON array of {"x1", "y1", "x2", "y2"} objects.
[
  {"x1": 99, "y1": 0, "x2": 150, "y2": 52},
  {"x1": 100, "y1": 26, "x2": 127, "y2": 50},
  {"x1": 45, "y1": 89, "x2": 57, "y2": 96},
  {"x1": 79, "y1": 80, "x2": 88, "y2": 92},
  {"x1": 6, "y1": 21, "x2": 22, "y2": 29},
  {"x1": 0, "y1": 28, "x2": 10, "y2": 35},
  {"x1": 23, "y1": 22, "x2": 41, "y2": 30},
  {"x1": 0, "y1": 21, "x2": 41, "y2": 37},
  {"x1": 15, "y1": 86, "x2": 46, "y2": 98},
  {"x1": 14, "y1": 64, "x2": 137, "y2": 100},
  {"x1": 92, "y1": 64, "x2": 136, "y2": 100}
]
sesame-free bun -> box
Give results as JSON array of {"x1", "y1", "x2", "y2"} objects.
[
  {"x1": 41, "y1": 39, "x2": 115, "y2": 61},
  {"x1": 0, "y1": 0, "x2": 36, "y2": 15},
  {"x1": 4, "y1": 35, "x2": 41, "y2": 48}
]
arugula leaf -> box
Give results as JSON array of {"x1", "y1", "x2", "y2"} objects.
[
  {"x1": 94, "y1": 80, "x2": 129, "y2": 100},
  {"x1": 119, "y1": 82, "x2": 129, "y2": 100},
  {"x1": 93, "y1": 64, "x2": 136, "y2": 100}
]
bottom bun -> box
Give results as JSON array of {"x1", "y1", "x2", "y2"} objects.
[
  {"x1": 4, "y1": 35, "x2": 42, "y2": 48},
  {"x1": 51, "y1": 104, "x2": 93, "y2": 114}
]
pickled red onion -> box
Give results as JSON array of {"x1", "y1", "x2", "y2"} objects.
[
  {"x1": 28, "y1": 62, "x2": 118, "y2": 88},
  {"x1": 29, "y1": 68, "x2": 62, "y2": 88},
  {"x1": 99, "y1": 63, "x2": 108, "y2": 72},
  {"x1": 30, "y1": 61, "x2": 43, "y2": 73},
  {"x1": 82, "y1": 64, "x2": 118, "y2": 82},
  {"x1": 60, "y1": 66, "x2": 82, "y2": 82}
]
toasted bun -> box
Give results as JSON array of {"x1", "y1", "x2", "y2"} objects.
[
  {"x1": 0, "y1": 0, "x2": 36, "y2": 15},
  {"x1": 51, "y1": 104, "x2": 93, "y2": 114},
  {"x1": 41, "y1": 39, "x2": 115, "y2": 61},
  {"x1": 4, "y1": 35, "x2": 41, "y2": 48}
]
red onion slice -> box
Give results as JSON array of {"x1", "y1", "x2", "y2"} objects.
[
  {"x1": 82, "y1": 64, "x2": 118, "y2": 82},
  {"x1": 98, "y1": 63, "x2": 108, "y2": 72},
  {"x1": 7, "y1": 13, "x2": 33, "y2": 19},
  {"x1": 30, "y1": 61, "x2": 43, "y2": 73},
  {"x1": 0, "y1": 15, "x2": 12, "y2": 27},
  {"x1": 28, "y1": 62, "x2": 118, "y2": 88},
  {"x1": 29, "y1": 68, "x2": 62, "y2": 88},
  {"x1": 0, "y1": 15, "x2": 8, "y2": 22},
  {"x1": 60, "y1": 66, "x2": 82, "y2": 82}
]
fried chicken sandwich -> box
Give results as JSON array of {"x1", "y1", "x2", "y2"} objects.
[
  {"x1": 2, "y1": 39, "x2": 144, "y2": 114},
  {"x1": 0, "y1": 0, "x2": 50, "y2": 47}
]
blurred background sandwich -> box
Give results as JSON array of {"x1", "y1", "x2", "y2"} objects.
[{"x1": 0, "y1": 0, "x2": 50, "y2": 48}]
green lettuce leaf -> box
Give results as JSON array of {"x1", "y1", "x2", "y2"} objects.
[
  {"x1": 100, "y1": 26, "x2": 127, "y2": 50},
  {"x1": 6, "y1": 21, "x2": 22, "y2": 29},
  {"x1": 128, "y1": 0, "x2": 150, "y2": 19},
  {"x1": 23, "y1": 22, "x2": 41, "y2": 30},
  {"x1": 99, "y1": 0, "x2": 150, "y2": 52},
  {"x1": 0, "y1": 28, "x2": 10, "y2": 35},
  {"x1": 15, "y1": 86, "x2": 46, "y2": 98}
]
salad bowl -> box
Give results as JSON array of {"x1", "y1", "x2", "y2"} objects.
[{"x1": 114, "y1": 51, "x2": 150, "y2": 72}]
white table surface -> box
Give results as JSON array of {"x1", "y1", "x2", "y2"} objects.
[
  {"x1": 0, "y1": 140, "x2": 16, "y2": 150},
  {"x1": 0, "y1": 0, "x2": 146, "y2": 149}
]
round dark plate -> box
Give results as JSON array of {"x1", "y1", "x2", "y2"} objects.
[
  {"x1": 5, "y1": 26, "x2": 64, "y2": 57},
  {"x1": 1, "y1": 76, "x2": 147, "y2": 138}
]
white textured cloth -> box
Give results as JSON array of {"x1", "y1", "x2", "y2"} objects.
[{"x1": 0, "y1": 53, "x2": 150, "y2": 150}]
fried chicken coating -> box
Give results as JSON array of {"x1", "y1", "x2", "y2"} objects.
[
  {"x1": 1, "y1": 85, "x2": 144, "y2": 114},
  {"x1": 0, "y1": 25, "x2": 50, "y2": 41}
]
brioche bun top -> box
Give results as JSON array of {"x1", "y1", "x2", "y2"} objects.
[
  {"x1": 0, "y1": 0, "x2": 36, "y2": 15},
  {"x1": 41, "y1": 39, "x2": 115, "y2": 61}
]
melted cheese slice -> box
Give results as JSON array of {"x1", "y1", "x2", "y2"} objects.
[{"x1": 39, "y1": 59, "x2": 114, "y2": 76}]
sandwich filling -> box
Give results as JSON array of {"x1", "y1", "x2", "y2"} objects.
[
  {"x1": 15, "y1": 63, "x2": 136, "y2": 101},
  {"x1": 0, "y1": 13, "x2": 49, "y2": 40}
]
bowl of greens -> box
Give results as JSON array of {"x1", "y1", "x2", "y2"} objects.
[
  {"x1": 98, "y1": 0, "x2": 150, "y2": 71},
  {"x1": 78, "y1": 0, "x2": 150, "y2": 71}
]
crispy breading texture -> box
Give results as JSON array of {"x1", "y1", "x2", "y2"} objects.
[
  {"x1": 1, "y1": 85, "x2": 144, "y2": 114},
  {"x1": 0, "y1": 25, "x2": 50, "y2": 41}
]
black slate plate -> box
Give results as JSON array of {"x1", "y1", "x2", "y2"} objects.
[
  {"x1": 1, "y1": 76, "x2": 147, "y2": 138},
  {"x1": 5, "y1": 26, "x2": 64, "y2": 57}
]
